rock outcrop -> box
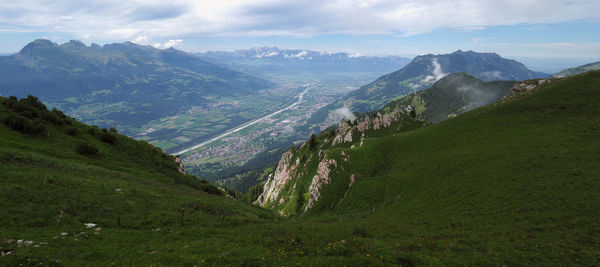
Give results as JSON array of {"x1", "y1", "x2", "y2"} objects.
[
  {"x1": 258, "y1": 106, "x2": 412, "y2": 213},
  {"x1": 356, "y1": 116, "x2": 370, "y2": 132},
  {"x1": 511, "y1": 79, "x2": 548, "y2": 93},
  {"x1": 257, "y1": 151, "x2": 294, "y2": 206},
  {"x1": 332, "y1": 121, "x2": 354, "y2": 146},
  {"x1": 305, "y1": 155, "x2": 337, "y2": 211},
  {"x1": 175, "y1": 156, "x2": 185, "y2": 174}
]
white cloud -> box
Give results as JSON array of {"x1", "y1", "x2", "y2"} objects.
[
  {"x1": 131, "y1": 36, "x2": 149, "y2": 44},
  {"x1": 328, "y1": 106, "x2": 356, "y2": 122},
  {"x1": 0, "y1": 0, "x2": 598, "y2": 41},
  {"x1": 423, "y1": 58, "x2": 447, "y2": 83},
  {"x1": 153, "y1": 39, "x2": 183, "y2": 49}
]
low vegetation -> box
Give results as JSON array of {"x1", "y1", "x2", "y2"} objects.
[{"x1": 1, "y1": 70, "x2": 599, "y2": 265}]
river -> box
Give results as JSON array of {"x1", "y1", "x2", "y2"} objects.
[{"x1": 171, "y1": 85, "x2": 314, "y2": 155}]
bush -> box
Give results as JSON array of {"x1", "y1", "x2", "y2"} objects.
[
  {"x1": 308, "y1": 134, "x2": 318, "y2": 150},
  {"x1": 296, "y1": 186, "x2": 305, "y2": 212},
  {"x1": 76, "y1": 143, "x2": 98, "y2": 155},
  {"x1": 99, "y1": 132, "x2": 117, "y2": 145},
  {"x1": 201, "y1": 185, "x2": 223, "y2": 195},
  {"x1": 4, "y1": 114, "x2": 46, "y2": 135},
  {"x1": 88, "y1": 127, "x2": 97, "y2": 135},
  {"x1": 51, "y1": 108, "x2": 67, "y2": 118},
  {"x1": 65, "y1": 127, "x2": 78, "y2": 136},
  {"x1": 42, "y1": 111, "x2": 63, "y2": 125},
  {"x1": 109, "y1": 127, "x2": 118, "y2": 133},
  {"x1": 244, "y1": 183, "x2": 264, "y2": 203}
]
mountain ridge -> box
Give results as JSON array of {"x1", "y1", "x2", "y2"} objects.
[
  {"x1": 197, "y1": 46, "x2": 411, "y2": 81},
  {"x1": 306, "y1": 50, "x2": 548, "y2": 128},
  {"x1": 0, "y1": 39, "x2": 275, "y2": 133}
]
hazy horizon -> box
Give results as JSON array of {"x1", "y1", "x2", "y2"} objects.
[{"x1": 1, "y1": 38, "x2": 596, "y2": 73}]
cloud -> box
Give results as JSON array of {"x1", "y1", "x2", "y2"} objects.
[
  {"x1": 328, "y1": 106, "x2": 356, "y2": 122},
  {"x1": 0, "y1": 0, "x2": 598, "y2": 41},
  {"x1": 281, "y1": 124, "x2": 295, "y2": 135},
  {"x1": 131, "y1": 36, "x2": 149, "y2": 44},
  {"x1": 423, "y1": 58, "x2": 447, "y2": 83},
  {"x1": 153, "y1": 39, "x2": 183, "y2": 49},
  {"x1": 456, "y1": 84, "x2": 500, "y2": 110}
]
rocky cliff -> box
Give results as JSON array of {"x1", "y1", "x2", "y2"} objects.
[{"x1": 257, "y1": 104, "x2": 425, "y2": 215}]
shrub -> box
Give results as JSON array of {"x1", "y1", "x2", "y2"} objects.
[
  {"x1": 244, "y1": 183, "x2": 264, "y2": 203},
  {"x1": 296, "y1": 186, "x2": 305, "y2": 212},
  {"x1": 20, "y1": 95, "x2": 47, "y2": 111},
  {"x1": 42, "y1": 111, "x2": 63, "y2": 125},
  {"x1": 4, "y1": 114, "x2": 46, "y2": 135},
  {"x1": 99, "y1": 132, "x2": 117, "y2": 145},
  {"x1": 65, "y1": 127, "x2": 78, "y2": 136},
  {"x1": 51, "y1": 108, "x2": 67, "y2": 119},
  {"x1": 76, "y1": 143, "x2": 98, "y2": 155},
  {"x1": 201, "y1": 185, "x2": 223, "y2": 195},
  {"x1": 308, "y1": 134, "x2": 318, "y2": 150},
  {"x1": 109, "y1": 127, "x2": 118, "y2": 133}
]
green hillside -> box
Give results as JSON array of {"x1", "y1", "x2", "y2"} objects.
[
  {"x1": 0, "y1": 39, "x2": 275, "y2": 133},
  {"x1": 258, "y1": 70, "x2": 600, "y2": 265},
  {"x1": 2, "y1": 70, "x2": 599, "y2": 265},
  {"x1": 390, "y1": 72, "x2": 514, "y2": 122},
  {"x1": 553, "y1": 61, "x2": 600, "y2": 78}
]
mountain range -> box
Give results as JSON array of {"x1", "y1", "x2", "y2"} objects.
[
  {"x1": 198, "y1": 47, "x2": 411, "y2": 81},
  {"x1": 1, "y1": 34, "x2": 599, "y2": 265},
  {"x1": 0, "y1": 39, "x2": 275, "y2": 132},
  {"x1": 306, "y1": 50, "x2": 548, "y2": 129}
]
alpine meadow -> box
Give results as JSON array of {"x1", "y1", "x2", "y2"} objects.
[{"x1": 1, "y1": 0, "x2": 599, "y2": 266}]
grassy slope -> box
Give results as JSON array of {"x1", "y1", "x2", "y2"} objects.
[
  {"x1": 267, "y1": 70, "x2": 600, "y2": 265},
  {"x1": 1, "y1": 70, "x2": 599, "y2": 265},
  {"x1": 333, "y1": 71, "x2": 600, "y2": 264},
  {"x1": 554, "y1": 61, "x2": 600, "y2": 78},
  {"x1": 0, "y1": 97, "x2": 276, "y2": 265}
]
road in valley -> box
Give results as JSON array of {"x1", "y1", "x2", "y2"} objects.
[{"x1": 171, "y1": 84, "x2": 315, "y2": 155}]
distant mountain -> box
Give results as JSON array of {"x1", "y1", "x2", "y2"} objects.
[
  {"x1": 389, "y1": 72, "x2": 514, "y2": 123},
  {"x1": 198, "y1": 47, "x2": 411, "y2": 81},
  {"x1": 0, "y1": 39, "x2": 275, "y2": 131},
  {"x1": 553, "y1": 61, "x2": 600, "y2": 78},
  {"x1": 306, "y1": 50, "x2": 548, "y2": 128}
]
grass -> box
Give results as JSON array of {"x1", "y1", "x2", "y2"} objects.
[
  {"x1": 1, "y1": 71, "x2": 599, "y2": 265},
  {"x1": 259, "y1": 70, "x2": 600, "y2": 265}
]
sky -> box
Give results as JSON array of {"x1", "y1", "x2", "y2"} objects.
[{"x1": 1, "y1": 0, "x2": 599, "y2": 72}]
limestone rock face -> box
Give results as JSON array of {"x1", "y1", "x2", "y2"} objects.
[
  {"x1": 372, "y1": 112, "x2": 383, "y2": 130},
  {"x1": 343, "y1": 131, "x2": 353, "y2": 143},
  {"x1": 305, "y1": 155, "x2": 337, "y2": 211},
  {"x1": 357, "y1": 116, "x2": 370, "y2": 133},
  {"x1": 175, "y1": 156, "x2": 185, "y2": 174},
  {"x1": 511, "y1": 80, "x2": 547, "y2": 93},
  {"x1": 257, "y1": 151, "x2": 294, "y2": 206},
  {"x1": 332, "y1": 121, "x2": 354, "y2": 146},
  {"x1": 382, "y1": 109, "x2": 402, "y2": 128}
]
